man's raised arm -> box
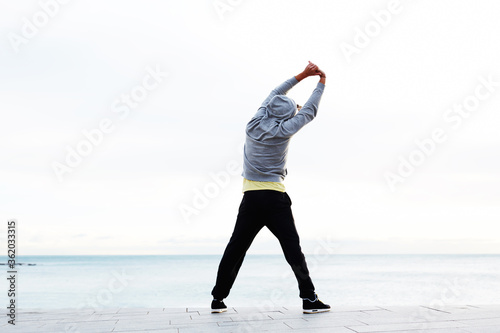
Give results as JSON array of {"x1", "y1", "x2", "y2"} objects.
[
  {"x1": 260, "y1": 61, "x2": 321, "y2": 108},
  {"x1": 248, "y1": 62, "x2": 324, "y2": 122},
  {"x1": 279, "y1": 64, "x2": 326, "y2": 137}
]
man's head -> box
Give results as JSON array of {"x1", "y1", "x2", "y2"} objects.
[{"x1": 267, "y1": 95, "x2": 297, "y2": 119}]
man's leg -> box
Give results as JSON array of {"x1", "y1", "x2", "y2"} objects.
[
  {"x1": 265, "y1": 192, "x2": 315, "y2": 299},
  {"x1": 211, "y1": 192, "x2": 265, "y2": 300}
]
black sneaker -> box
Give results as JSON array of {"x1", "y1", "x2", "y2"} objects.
[
  {"x1": 211, "y1": 299, "x2": 227, "y2": 313},
  {"x1": 302, "y1": 294, "x2": 331, "y2": 314}
]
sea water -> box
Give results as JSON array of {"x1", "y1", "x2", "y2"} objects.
[{"x1": 3, "y1": 254, "x2": 499, "y2": 310}]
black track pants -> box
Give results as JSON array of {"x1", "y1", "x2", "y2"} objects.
[{"x1": 211, "y1": 190, "x2": 315, "y2": 300}]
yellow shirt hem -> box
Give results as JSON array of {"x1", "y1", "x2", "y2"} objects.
[{"x1": 242, "y1": 178, "x2": 286, "y2": 193}]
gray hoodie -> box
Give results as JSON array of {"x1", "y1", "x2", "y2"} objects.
[{"x1": 242, "y1": 76, "x2": 325, "y2": 182}]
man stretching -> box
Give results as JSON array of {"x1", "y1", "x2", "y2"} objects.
[{"x1": 211, "y1": 61, "x2": 330, "y2": 314}]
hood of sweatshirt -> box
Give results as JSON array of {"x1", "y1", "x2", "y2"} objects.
[{"x1": 266, "y1": 95, "x2": 296, "y2": 120}]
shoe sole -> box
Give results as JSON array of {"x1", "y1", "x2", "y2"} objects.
[
  {"x1": 303, "y1": 308, "x2": 331, "y2": 314},
  {"x1": 211, "y1": 308, "x2": 227, "y2": 313}
]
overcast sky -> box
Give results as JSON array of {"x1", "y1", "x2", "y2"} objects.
[{"x1": 1, "y1": 0, "x2": 499, "y2": 255}]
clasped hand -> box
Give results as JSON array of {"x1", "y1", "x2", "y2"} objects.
[{"x1": 303, "y1": 61, "x2": 326, "y2": 78}]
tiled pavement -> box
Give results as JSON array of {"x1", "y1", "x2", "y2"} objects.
[{"x1": 2, "y1": 305, "x2": 500, "y2": 332}]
